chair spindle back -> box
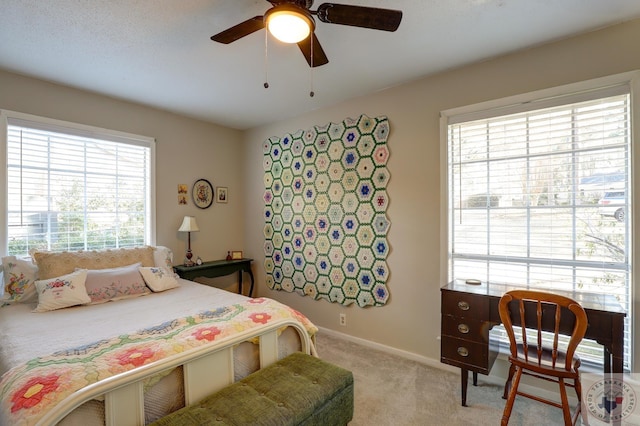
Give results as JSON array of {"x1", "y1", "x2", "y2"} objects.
[{"x1": 500, "y1": 290, "x2": 588, "y2": 371}]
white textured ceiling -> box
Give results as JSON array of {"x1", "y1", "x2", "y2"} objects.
[{"x1": 2, "y1": 0, "x2": 640, "y2": 130}]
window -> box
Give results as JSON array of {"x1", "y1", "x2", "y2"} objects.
[
  {"x1": 442, "y1": 78, "x2": 633, "y2": 370},
  {"x1": 1, "y1": 111, "x2": 155, "y2": 257}
]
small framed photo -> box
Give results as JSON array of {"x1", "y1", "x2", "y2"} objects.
[
  {"x1": 231, "y1": 250, "x2": 243, "y2": 260},
  {"x1": 178, "y1": 184, "x2": 188, "y2": 205},
  {"x1": 217, "y1": 187, "x2": 228, "y2": 203}
]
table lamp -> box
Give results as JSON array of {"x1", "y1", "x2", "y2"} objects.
[{"x1": 178, "y1": 216, "x2": 199, "y2": 266}]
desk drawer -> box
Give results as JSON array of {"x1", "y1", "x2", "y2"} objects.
[
  {"x1": 441, "y1": 336, "x2": 490, "y2": 373},
  {"x1": 441, "y1": 290, "x2": 489, "y2": 319},
  {"x1": 441, "y1": 315, "x2": 489, "y2": 343}
]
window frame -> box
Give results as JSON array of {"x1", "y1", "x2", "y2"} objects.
[
  {"x1": 0, "y1": 110, "x2": 157, "y2": 256},
  {"x1": 440, "y1": 71, "x2": 640, "y2": 372}
]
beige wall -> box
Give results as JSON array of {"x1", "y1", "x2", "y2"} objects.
[
  {"x1": 243, "y1": 18, "x2": 640, "y2": 369},
  {"x1": 0, "y1": 70, "x2": 245, "y2": 265}
]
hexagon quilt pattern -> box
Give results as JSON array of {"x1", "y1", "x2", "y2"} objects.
[{"x1": 263, "y1": 115, "x2": 391, "y2": 307}]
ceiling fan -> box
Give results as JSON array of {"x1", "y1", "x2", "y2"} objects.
[{"x1": 211, "y1": 0, "x2": 403, "y2": 68}]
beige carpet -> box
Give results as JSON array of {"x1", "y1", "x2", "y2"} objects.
[{"x1": 315, "y1": 332, "x2": 567, "y2": 425}]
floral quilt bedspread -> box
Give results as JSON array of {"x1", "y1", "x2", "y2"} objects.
[{"x1": 0, "y1": 298, "x2": 317, "y2": 426}]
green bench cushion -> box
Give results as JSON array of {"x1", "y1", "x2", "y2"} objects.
[{"x1": 150, "y1": 352, "x2": 354, "y2": 426}]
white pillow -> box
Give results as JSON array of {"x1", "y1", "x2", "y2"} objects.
[
  {"x1": 153, "y1": 246, "x2": 174, "y2": 269},
  {"x1": 34, "y1": 269, "x2": 91, "y2": 312},
  {"x1": 2, "y1": 256, "x2": 39, "y2": 303},
  {"x1": 139, "y1": 266, "x2": 180, "y2": 292}
]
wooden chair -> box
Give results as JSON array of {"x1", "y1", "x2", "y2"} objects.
[{"x1": 498, "y1": 290, "x2": 588, "y2": 426}]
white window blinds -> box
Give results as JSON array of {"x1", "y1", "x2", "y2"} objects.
[
  {"x1": 446, "y1": 86, "x2": 631, "y2": 370},
  {"x1": 5, "y1": 113, "x2": 154, "y2": 256}
]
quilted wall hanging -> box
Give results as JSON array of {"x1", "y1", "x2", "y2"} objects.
[{"x1": 262, "y1": 114, "x2": 391, "y2": 307}]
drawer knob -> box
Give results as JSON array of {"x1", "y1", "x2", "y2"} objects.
[
  {"x1": 457, "y1": 323, "x2": 470, "y2": 334},
  {"x1": 457, "y1": 301, "x2": 470, "y2": 311},
  {"x1": 457, "y1": 347, "x2": 469, "y2": 357}
]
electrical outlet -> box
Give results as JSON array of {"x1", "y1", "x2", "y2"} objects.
[{"x1": 339, "y1": 313, "x2": 346, "y2": 326}]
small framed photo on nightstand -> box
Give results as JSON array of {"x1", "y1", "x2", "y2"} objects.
[{"x1": 231, "y1": 250, "x2": 243, "y2": 260}]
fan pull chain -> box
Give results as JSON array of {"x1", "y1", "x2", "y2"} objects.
[
  {"x1": 309, "y1": 36, "x2": 315, "y2": 97},
  {"x1": 264, "y1": 30, "x2": 269, "y2": 89}
]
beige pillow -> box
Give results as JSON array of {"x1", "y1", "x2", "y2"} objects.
[
  {"x1": 139, "y1": 266, "x2": 180, "y2": 292},
  {"x1": 34, "y1": 269, "x2": 90, "y2": 312},
  {"x1": 33, "y1": 246, "x2": 155, "y2": 280}
]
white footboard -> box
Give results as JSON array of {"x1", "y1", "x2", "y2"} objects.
[{"x1": 35, "y1": 319, "x2": 313, "y2": 426}]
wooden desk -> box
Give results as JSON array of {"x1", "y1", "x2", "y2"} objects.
[
  {"x1": 174, "y1": 258, "x2": 255, "y2": 297},
  {"x1": 440, "y1": 280, "x2": 626, "y2": 406}
]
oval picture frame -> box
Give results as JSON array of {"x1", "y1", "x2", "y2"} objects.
[{"x1": 192, "y1": 178, "x2": 214, "y2": 209}]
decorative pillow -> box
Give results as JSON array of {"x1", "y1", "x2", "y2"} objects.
[
  {"x1": 153, "y1": 246, "x2": 174, "y2": 270},
  {"x1": 2, "y1": 256, "x2": 38, "y2": 303},
  {"x1": 139, "y1": 266, "x2": 180, "y2": 292},
  {"x1": 33, "y1": 246, "x2": 155, "y2": 280},
  {"x1": 83, "y1": 263, "x2": 150, "y2": 304},
  {"x1": 34, "y1": 269, "x2": 90, "y2": 312}
]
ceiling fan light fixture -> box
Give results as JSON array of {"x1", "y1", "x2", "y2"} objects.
[{"x1": 265, "y1": 6, "x2": 314, "y2": 44}]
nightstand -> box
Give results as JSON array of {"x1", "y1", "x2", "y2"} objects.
[{"x1": 174, "y1": 258, "x2": 255, "y2": 297}]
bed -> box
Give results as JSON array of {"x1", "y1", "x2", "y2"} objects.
[{"x1": 0, "y1": 246, "x2": 317, "y2": 425}]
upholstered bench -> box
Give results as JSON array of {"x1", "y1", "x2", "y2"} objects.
[{"x1": 150, "y1": 352, "x2": 354, "y2": 426}]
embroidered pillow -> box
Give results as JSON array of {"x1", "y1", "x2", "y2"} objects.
[
  {"x1": 33, "y1": 246, "x2": 155, "y2": 280},
  {"x1": 2, "y1": 256, "x2": 38, "y2": 303},
  {"x1": 84, "y1": 263, "x2": 150, "y2": 304},
  {"x1": 153, "y1": 246, "x2": 174, "y2": 270},
  {"x1": 139, "y1": 266, "x2": 180, "y2": 292},
  {"x1": 34, "y1": 269, "x2": 90, "y2": 312}
]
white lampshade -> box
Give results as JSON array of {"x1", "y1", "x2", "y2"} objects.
[
  {"x1": 265, "y1": 7, "x2": 314, "y2": 44},
  {"x1": 178, "y1": 216, "x2": 199, "y2": 232}
]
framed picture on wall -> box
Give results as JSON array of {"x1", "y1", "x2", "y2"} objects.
[
  {"x1": 178, "y1": 184, "x2": 188, "y2": 205},
  {"x1": 217, "y1": 187, "x2": 228, "y2": 203},
  {"x1": 192, "y1": 179, "x2": 214, "y2": 209}
]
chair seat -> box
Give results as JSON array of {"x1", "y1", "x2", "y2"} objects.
[{"x1": 510, "y1": 343, "x2": 581, "y2": 377}]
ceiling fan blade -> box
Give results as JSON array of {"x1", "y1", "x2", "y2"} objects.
[
  {"x1": 315, "y1": 3, "x2": 402, "y2": 32},
  {"x1": 297, "y1": 33, "x2": 329, "y2": 67},
  {"x1": 211, "y1": 16, "x2": 265, "y2": 44}
]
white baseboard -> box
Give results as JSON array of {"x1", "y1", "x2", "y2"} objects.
[
  {"x1": 317, "y1": 327, "x2": 457, "y2": 372},
  {"x1": 317, "y1": 327, "x2": 578, "y2": 406}
]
